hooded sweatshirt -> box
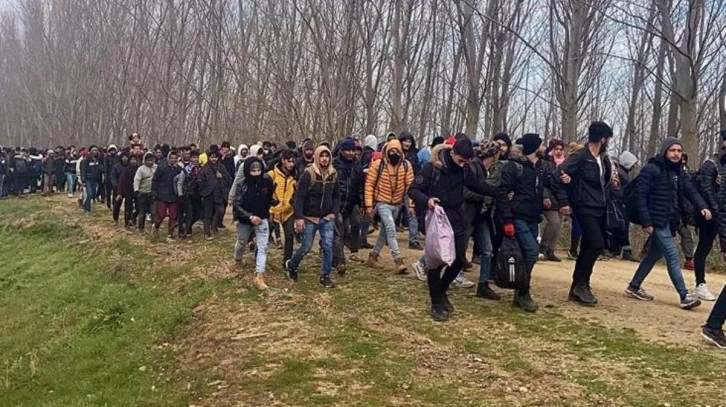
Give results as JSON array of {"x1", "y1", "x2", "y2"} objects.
[
  {"x1": 234, "y1": 144, "x2": 249, "y2": 169},
  {"x1": 134, "y1": 153, "x2": 157, "y2": 194},
  {"x1": 294, "y1": 145, "x2": 340, "y2": 221},
  {"x1": 364, "y1": 139, "x2": 413, "y2": 208},
  {"x1": 269, "y1": 160, "x2": 297, "y2": 223},
  {"x1": 234, "y1": 156, "x2": 274, "y2": 222}
]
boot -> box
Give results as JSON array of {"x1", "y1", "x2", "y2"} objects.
[
  {"x1": 253, "y1": 273, "x2": 268, "y2": 290},
  {"x1": 440, "y1": 293, "x2": 455, "y2": 313},
  {"x1": 394, "y1": 257, "x2": 408, "y2": 274},
  {"x1": 569, "y1": 284, "x2": 597, "y2": 305},
  {"x1": 430, "y1": 302, "x2": 448, "y2": 321},
  {"x1": 476, "y1": 283, "x2": 501, "y2": 301},
  {"x1": 513, "y1": 289, "x2": 538, "y2": 312},
  {"x1": 621, "y1": 247, "x2": 637, "y2": 262},
  {"x1": 366, "y1": 252, "x2": 383, "y2": 269},
  {"x1": 546, "y1": 247, "x2": 562, "y2": 262}
]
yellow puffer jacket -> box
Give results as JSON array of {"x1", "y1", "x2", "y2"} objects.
[
  {"x1": 364, "y1": 139, "x2": 413, "y2": 207},
  {"x1": 269, "y1": 165, "x2": 296, "y2": 223}
]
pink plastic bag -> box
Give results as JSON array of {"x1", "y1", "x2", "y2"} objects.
[{"x1": 424, "y1": 206, "x2": 455, "y2": 268}]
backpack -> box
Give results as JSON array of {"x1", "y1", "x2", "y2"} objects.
[
  {"x1": 623, "y1": 175, "x2": 641, "y2": 225},
  {"x1": 493, "y1": 236, "x2": 528, "y2": 290}
]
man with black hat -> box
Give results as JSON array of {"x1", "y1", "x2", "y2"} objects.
[
  {"x1": 333, "y1": 138, "x2": 364, "y2": 272},
  {"x1": 493, "y1": 132, "x2": 512, "y2": 161},
  {"x1": 296, "y1": 140, "x2": 315, "y2": 176},
  {"x1": 497, "y1": 133, "x2": 555, "y2": 313},
  {"x1": 624, "y1": 137, "x2": 709, "y2": 309},
  {"x1": 557, "y1": 121, "x2": 614, "y2": 305},
  {"x1": 410, "y1": 137, "x2": 500, "y2": 321}
]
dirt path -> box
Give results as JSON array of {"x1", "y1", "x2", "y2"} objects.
[{"x1": 395, "y1": 242, "x2": 725, "y2": 347}]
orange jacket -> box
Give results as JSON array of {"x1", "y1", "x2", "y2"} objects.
[{"x1": 364, "y1": 139, "x2": 413, "y2": 207}]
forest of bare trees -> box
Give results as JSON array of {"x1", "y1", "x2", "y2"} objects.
[{"x1": 0, "y1": 0, "x2": 724, "y2": 162}]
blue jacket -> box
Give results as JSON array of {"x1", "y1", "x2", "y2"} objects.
[{"x1": 636, "y1": 156, "x2": 706, "y2": 230}]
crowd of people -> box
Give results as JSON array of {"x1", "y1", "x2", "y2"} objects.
[{"x1": 1, "y1": 125, "x2": 725, "y2": 349}]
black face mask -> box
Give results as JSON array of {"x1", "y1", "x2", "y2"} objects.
[{"x1": 388, "y1": 153, "x2": 401, "y2": 166}]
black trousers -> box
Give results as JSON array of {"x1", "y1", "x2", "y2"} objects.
[
  {"x1": 694, "y1": 217, "x2": 717, "y2": 286},
  {"x1": 573, "y1": 214, "x2": 606, "y2": 287},
  {"x1": 137, "y1": 193, "x2": 152, "y2": 231},
  {"x1": 124, "y1": 194, "x2": 138, "y2": 227},
  {"x1": 178, "y1": 196, "x2": 194, "y2": 235},
  {"x1": 203, "y1": 196, "x2": 224, "y2": 236},
  {"x1": 427, "y1": 231, "x2": 468, "y2": 304},
  {"x1": 281, "y1": 217, "x2": 295, "y2": 265}
]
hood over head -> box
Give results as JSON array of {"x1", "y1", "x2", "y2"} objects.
[
  {"x1": 107, "y1": 144, "x2": 118, "y2": 153},
  {"x1": 382, "y1": 139, "x2": 404, "y2": 163},
  {"x1": 243, "y1": 156, "x2": 265, "y2": 178},
  {"x1": 430, "y1": 143, "x2": 452, "y2": 168},
  {"x1": 398, "y1": 132, "x2": 417, "y2": 150},
  {"x1": 311, "y1": 145, "x2": 336, "y2": 180},
  {"x1": 143, "y1": 152, "x2": 155, "y2": 163},
  {"x1": 237, "y1": 144, "x2": 248, "y2": 156},
  {"x1": 364, "y1": 134, "x2": 378, "y2": 150},
  {"x1": 619, "y1": 151, "x2": 638, "y2": 170},
  {"x1": 249, "y1": 144, "x2": 263, "y2": 159}
]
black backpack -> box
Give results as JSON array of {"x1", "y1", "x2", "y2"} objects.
[
  {"x1": 493, "y1": 236, "x2": 528, "y2": 290},
  {"x1": 623, "y1": 177, "x2": 641, "y2": 225}
]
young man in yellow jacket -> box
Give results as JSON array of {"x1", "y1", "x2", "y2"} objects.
[
  {"x1": 364, "y1": 139, "x2": 414, "y2": 273},
  {"x1": 269, "y1": 149, "x2": 297, "y2": 267}
]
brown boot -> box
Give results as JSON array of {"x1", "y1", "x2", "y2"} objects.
[
  {"x1": 366, "y1": 252, "x2": 383, "y2": 269},
  {"x1": 394, "y1": 258, "x2": 408, "y2": 274},
  {"x1": 253, "y1": 273, "x2": 268, "y2": 290}
]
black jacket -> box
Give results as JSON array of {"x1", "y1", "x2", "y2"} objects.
[
  {"x1": 333, "y1": 154, "x2": 363, "y2": 213},
  {"x1": 118, "y1": 165, "x2": 138, "y2": 197},
  {"x1": 110, "y1": 162, "x2": 125, "y2": 191},
  {"x1": 399, "y1": 132, "x2": 421, "y2": 174},
  {"x1": 220, "y1": 155, "x2": 236, "y2": 182},
  {"x1": 496, "y1": 156, "x2": 551, "y2": 224},
  {"x1": 636, "y1": 156, "x2": 707, "y2": 230},
  {"x1": 233, "y1": 160, "x2": 275, "y2": 222},
  {"x1": 409, "y1": 146, "x2": 499, "y2": 236},
  {"x1": 557, "y1": 148, "x2": 612, "y2": 216},
  {"x1": 295, "y1": 156, "x2": 314, "y2": 179},
  {"x1": 152, "y1": 161, "x2": 182, "y2": 203},
  {"x1": 294, "y1": 167, "x2": 340, "y2": 219},
  {"x1": 80, "y1": 156, "x2": 104, "y2": 182},
  {"x1": 197, "y1": 162, "x2": 231, "y2": 204},
  {"x1": 695, "y1": 158, "x2": 720, "y2": 212},
  {"x1": 541, "y1": 157, "x2": 561, "y2": 210},
  {"x1": 65, "y1": 156, "x2": 78, "y2": 174}
]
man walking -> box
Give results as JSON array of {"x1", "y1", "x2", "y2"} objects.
[{"x1": 625, "y1": 137, "x2": 709, "y2": 310}]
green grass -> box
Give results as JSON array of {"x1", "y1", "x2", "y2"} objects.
[
  {"x1": 1, "y1": 197, "x2": 726, "y2": 406},
  {"x1": 0, "y1": 200, "x2": 212, "y2": 406}
]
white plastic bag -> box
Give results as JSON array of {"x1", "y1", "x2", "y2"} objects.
[{"x1": 424, "y1": 206, "x2": 455, "y2": 268}]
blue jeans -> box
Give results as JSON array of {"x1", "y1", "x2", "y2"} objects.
[
  {"x1": 474, "y1": 221, "x2": 493, "y2": 284},
  {"x1": 402, "y1": 201, "x2": 419, "y2": 245},
  {"x1": 83, "y1": 180, "x2": 99, "y2": 213},
  {"x1": 289, "y1": 218, "x2": 334, "y2": 277},
  {"x1": 513, "y1": 219, "x2": 539, "y2": 278},
  {"x1": 629, "y1": 227, "x2": 688, "y2": 300},
  {"x1": 66, "y1": 172, "x2": 76, "y2": 195},
  {"x1": 373, "y1": 203, "x2": 402, "y2": 259},
  {"x1": 234, "y1": 219, "x2": 269, "y2": 274}
]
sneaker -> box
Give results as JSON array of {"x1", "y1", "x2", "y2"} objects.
[
  {"x1": 621, "y1": 248, "x2": 638, "y2": 262},
  {"x1": 567, "y1": 250, "x2": 578, "y2": 260},
  {"x1": 430, "y1": 303, "x2": 448, "y2": 322},
  {"x1": 680, "y1": 293, "x2": 701, "y2": 310},
  {"x1": 253, "y1": 273, "x2": 268, "y2": 290},
  {"x1": 624, "y1": 285, "x2": 654, "y2": 301},
  {"x1": 348, "y1": 254, "x2": 364, "y2": 264},
  {"x1": 476, "y1": 283, "x2": 501, "y2": 301},
  {"x1": 471, "y1": 254, "x2": 482, "y2": 265},
  {"x1": 166, "y1": 236, "x2": 176, "y2": 243},
  {"x1": 537, "y1": 252, "x2": 545, "y2": 261},
  {"x1": 408, "y1": 241, "x2": 423, "y2": 251},
  {"x1": 569, "y1": 284, "x2": 598, "y2": 305},
  {"x1": 695, "y1": 283, "x2": 717, "y2": 301},
  {"x1": 145, "y1": 214, "x2": 151, "y2": 222},
  {"x1": 68, "y1": 193, "x2": 73, "y2": 198},
  {"x1": 137, "y1": 229, "x2": 145, "y2": 236},
  {"x1": 205, "y1": 234, "x2": 215, "y2": 241},
  {"x1": 596, "y1": 255, "x2": 609, "y2": 261},
  {"x1": 545, "y1": 248, "x2": 562, "y2": 262},
  {"x1": 683, "y1": 259, "x2": 695, "y2": 271},
  {"x1": 285, "y1": 260, "x2": 298, "y2": 282},
  {"x1": 441, "y1": 293, "x2": 455, "y2": 314},
  {"x1": 701, "y1": 326, "x2": 726, "y2": 349},
  {"x1": 513, "y1": 290, "x2": 538, "y2": 312},
  {"x1": 319, "y1": 276, "x2": 335, "y2": 288},
  {"x1": 452, "y1": 273, "x2": 475, "y2": 289},
  {"x1": 411, "y1": 261, "x2": 427, "y2": 282}
]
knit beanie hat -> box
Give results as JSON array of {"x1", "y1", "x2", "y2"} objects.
[
  {"x1": 340, "y1": 138, "x2": 356, "y2": 151},
  {"x1": 493, "y1": 132, "x2": 512, "y2": 149},
  {"x1": 619, "y1": 151, "x2": 638, "y2": 170},
  {"x1": 516, "y1": 133, "x2": 543, "y2": 155}
]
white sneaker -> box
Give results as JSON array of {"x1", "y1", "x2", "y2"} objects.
[
  {"x1": 452, "y1": 273, "x2": 475, "y2": 289},
  {"x1": 411, "y1": 261, "x2": 427, "y2": 282},
  {"x1": 695, "y1": 283, "x2": 716, "y2": 301}
]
